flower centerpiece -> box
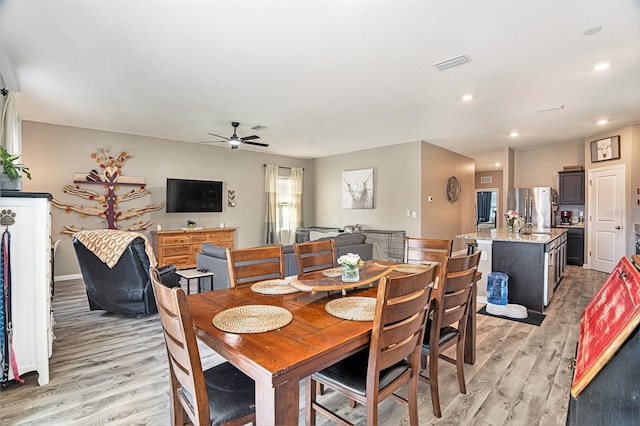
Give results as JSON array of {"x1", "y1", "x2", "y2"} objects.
[
  {"x1": 338, "y1": 253, "x2": 364, "y2": 282},
  {"x1": 503, "y1": 210, "x2": 525, "y2": 232}
]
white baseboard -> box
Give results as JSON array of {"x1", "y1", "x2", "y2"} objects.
[{"x1": 477, "y1": 295, "x2": 487, "y2": 304}]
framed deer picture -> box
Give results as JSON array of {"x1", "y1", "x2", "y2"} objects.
[
  {"x1": 342, "y1": 168, "x2": 374, "y2": 209},
  {"x1": 590, "y1": 135, "x2": 620, "y2": 163}
]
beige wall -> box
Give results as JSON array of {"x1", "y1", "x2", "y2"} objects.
[
  {"x1": 312, "y1": 141, "x2": 476, "y2": 254},
  {"x1": 311, "y1": 142, "x2": 422, "y2": 237},
  {"x1": 475, "y1": 170, "x2": 503, "y2": 190},
  {"x1": 583, "y1": 124, "x2": 640, "y2": 258},
  {"x1": 21, "y1": 121, "x2": 312, "y2": 278},
  {"x1": 421, "y1": 142, "x2": 476, "y2": 252},
  {"x1": 514, "y1": 142, "x2": 585, "y2": 189}
]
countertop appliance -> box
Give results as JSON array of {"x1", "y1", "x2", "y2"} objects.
[
  {"x1": 561, "y1": 210, "x2": 572, "y2": 225},
  {"x1": 508, "y1": 187, "x2": 558, "y2": 230}
]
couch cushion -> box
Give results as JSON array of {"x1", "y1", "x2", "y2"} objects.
[
  {"x1": 334, "y1": 233, "x2": 367, "y2": 247},
  {"x1": 309, "y1": 230, "x2": 340, "y2": 241},
  {"x1": 200, "y1": 243, "x2": 228, "y2": 259}
]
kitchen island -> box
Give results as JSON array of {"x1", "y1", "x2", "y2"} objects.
[{"x1": 457, "y1": 228, "x2": 568, "y2": 312}]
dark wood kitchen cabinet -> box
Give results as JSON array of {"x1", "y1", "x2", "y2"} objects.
[
  {"x1": 566, "y1": 227, "x2": 584, "y2": 266},
  {"x1": 559, "y1": 171, "x2": 585, "y2": 204}
]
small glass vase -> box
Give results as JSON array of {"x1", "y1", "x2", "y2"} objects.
[
  {"x1": 342, "y1": 265, "x2": 359, "y2": 282},
  {"x1": 507, "y1": 223, "x2": 514, "y2": 232}
]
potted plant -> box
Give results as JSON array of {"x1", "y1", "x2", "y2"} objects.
[{"x1": 0, "y1": 146, "x2": 31, "y2": 190}]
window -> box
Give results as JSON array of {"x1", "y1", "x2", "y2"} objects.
[{"x1": 278, "y1": 176, "x2": 293, "y2": 231}]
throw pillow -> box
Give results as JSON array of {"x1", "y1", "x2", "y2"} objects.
[
  {"x1": 334, "y1": 233, "x2": 367, "y2": 247},
  {"x1": 309, "y1": 230, "x2": 340, "y2": 241},
  {"x1": 200, "y1": 243, "x2": 228, "y2": 259}
]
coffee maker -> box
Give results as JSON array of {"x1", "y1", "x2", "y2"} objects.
[{"x1": 561, "y1": 210, "x2": 572, "y2": 225}]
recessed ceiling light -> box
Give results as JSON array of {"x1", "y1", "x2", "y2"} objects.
[
  {"x1": 583, "y1": 25, "x2": 603, "y2": 36},
  {"x1": 593, "y1": 62, "x2": 610, "y2": 71},
  {"x1": 494, "y1": 162, "x2": 501, "y2": 169},
  {"x1": 510, "y1": 132, "x2": 519, "y2": 137},
  {"x1": 461, "y1": 94, "x2": 473, "y2": 102},
  {"x1": 597, "y1": 119, "x2": 608, "y2": 125}
]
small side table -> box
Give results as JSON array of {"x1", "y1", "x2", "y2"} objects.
[{"x1": 175, "y1": 269, "x2": 214, "y2": 294}]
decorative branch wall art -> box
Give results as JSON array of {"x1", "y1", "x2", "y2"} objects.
[
  {"x1": 51, "y1": 148, "x2": 164, "y2": 234},
  {"x1": 342, "y1": 168, "x2": 374, "y2": 209}
]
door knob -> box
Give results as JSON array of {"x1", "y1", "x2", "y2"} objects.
[{"x1": 615, "y1": 226, "x2": 622, "y2": 230}]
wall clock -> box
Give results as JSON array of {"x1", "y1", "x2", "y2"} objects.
[{"x1": 446, "y1": 176, "x2": 460, "y2": 202}]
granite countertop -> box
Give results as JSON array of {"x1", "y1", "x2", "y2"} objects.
[
  {"x1": 556, "y1": 224, "x2": 585, "y2": 229},
  {"x1": 456, "y1": 227, "x2": 567, "y2": 244}
]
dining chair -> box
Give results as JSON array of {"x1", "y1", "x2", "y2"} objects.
[
  {"x1": 150, "y1": 267, "x2": 256, "y2": 426},
  {"x1": 404, "y1": 237, "x2": 453, "y2": 293},
  {"x1": 294, "y1": 239, "x2": 337, "y2": 276},
  {"x1": 419, "y1": 251, "x2": 481, "y2": 418},
  {"x1": 305, "y1": 266, "x2": 436, "y2": 425},
  {"x1": 226, "y1": 245, "x2": 285, "y2": 288}
]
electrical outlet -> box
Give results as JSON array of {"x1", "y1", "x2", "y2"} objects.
[{"x1": 412, "y1": 211, "x2": 417, "y2": 218}]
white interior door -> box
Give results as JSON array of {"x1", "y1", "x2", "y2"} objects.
[{"x1": 588, "y1": 164, "x2": 625, "y2": 273}]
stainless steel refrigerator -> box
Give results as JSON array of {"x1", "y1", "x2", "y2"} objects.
[{"x1": 507, "y1": 187, "x2": 558, "y2": 230}]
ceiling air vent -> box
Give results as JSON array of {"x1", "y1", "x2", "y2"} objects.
[{"x1": 433, "y1": 54, "x2": 472, "y2": 71}]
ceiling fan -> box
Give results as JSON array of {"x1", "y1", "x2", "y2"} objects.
[{"x1": 202, "y1": 122, "x2": 269, "y2": 149}]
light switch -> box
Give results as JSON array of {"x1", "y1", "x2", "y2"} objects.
[{"x1": 412, "y1": 211, "x2": 417, "y2": 218}]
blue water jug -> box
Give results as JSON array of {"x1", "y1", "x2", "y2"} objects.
[{"x1": 487, "y1": 272, "x2": 509, "y2": 305}]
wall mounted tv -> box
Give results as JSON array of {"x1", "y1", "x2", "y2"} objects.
[{"x1": 166, "y1": 178, "x2": 223, "y2": 213}]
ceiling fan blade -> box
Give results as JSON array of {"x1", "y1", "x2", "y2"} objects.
[
  {"x1": 243, "y1": 140, "x2": 270, "y2": 147},
  {"x1": 241, "y1": 135, "x2": 260, "y2": 141},
  {"x1": 207, "y1": 132, "x2": 229, "y2": 140}
]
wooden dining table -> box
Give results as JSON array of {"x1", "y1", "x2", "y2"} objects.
[{"x1": 187, "y1": 259, "x2": 477, "y2": 425}]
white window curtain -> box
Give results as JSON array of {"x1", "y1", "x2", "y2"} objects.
[
  {"x1": 0, "y1": 91, "x2": 22, "y2": 157},
  {"x1": 264, "y1": 164, "x2": 304, "y2": 245}
]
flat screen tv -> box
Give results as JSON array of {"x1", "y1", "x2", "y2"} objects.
[{"x1": 166, "y1": 178, "x2": 223, "y2": 213}]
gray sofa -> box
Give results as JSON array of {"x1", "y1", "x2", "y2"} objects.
[{"x1": 195, "y1": 233, "x2": 373, "y2": 290}]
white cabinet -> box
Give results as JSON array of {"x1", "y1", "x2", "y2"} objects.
[{"x1": 2, "y1": 193, "x2": 52, "y2": 385}]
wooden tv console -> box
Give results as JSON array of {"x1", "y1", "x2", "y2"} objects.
[{"x1": 151, "y1": 228, "x2": 235, "y2": 269}]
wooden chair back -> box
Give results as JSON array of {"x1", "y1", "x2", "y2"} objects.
[
  {"x1": 150, "y1": 267, "x2": 210, "y2": 425},
  {"x1": 369, "y1": 267, "x2": 436, "y2": 383},
  {"x1": 293, "y1": 239, "x2": 337, "y2": 276},
  {"x1": 404, "y1": 237, "x2": 453, "y2": 292},
  {"x1": 306, "y1": 266, "x2": 436, "y2": 425},
  {"x1": 226, "y1": 245, "x2": 286, "y2": 288},
  {"x1": 421, "y1": 250, "x2": 481, "y2": 417}
]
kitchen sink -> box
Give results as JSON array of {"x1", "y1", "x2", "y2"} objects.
[{"x1": 520, "y1": 231, "x2": 552, "y2": 236}]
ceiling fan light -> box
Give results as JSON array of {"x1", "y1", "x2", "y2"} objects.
[{"x1": 229, "y1": 135, "x2": 241, "y2": 146}]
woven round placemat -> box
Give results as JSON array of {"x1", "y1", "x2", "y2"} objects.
[
  {"x1": 394, "y1": 263, "x2": 434, "y2": 274},
  {"x1": 212, "y1": 305, "x2": 293, "y2": 333},
  {"x1": 322, "y1": 267, "x2": 344, "y2": 277},
  {"x1": 325, "y1": 297, "x2": 376, "y2": 321},
  {"x1": 251, "y1": 279, "x2": 300, "y2": 295}
]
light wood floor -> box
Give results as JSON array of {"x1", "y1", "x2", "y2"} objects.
[{"x1": 0, "y1": 265, "x2": 607, "y2": 425}]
